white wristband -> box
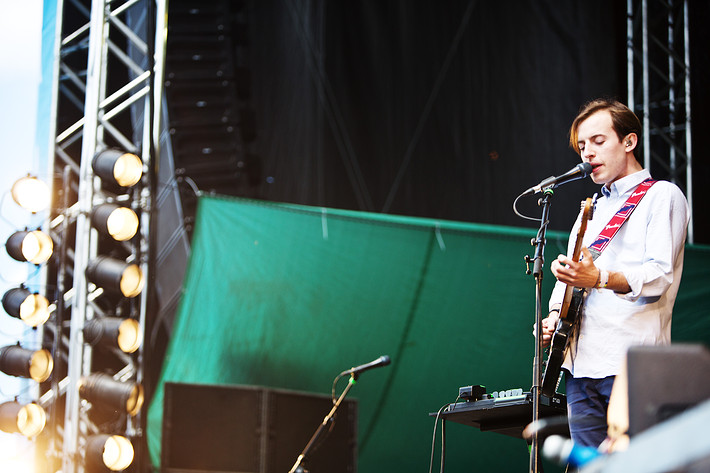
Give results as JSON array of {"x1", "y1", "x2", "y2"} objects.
[{"x1": 598, "y1": 269, "x2": 609, "y2": 289}]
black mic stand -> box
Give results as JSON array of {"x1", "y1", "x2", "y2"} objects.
[
  {"x1": 288, "y1": 374, "x2": 358, "y2": 473},
  {"x1": 523, "y1": 187, "x2": 554, "y2": 473}
]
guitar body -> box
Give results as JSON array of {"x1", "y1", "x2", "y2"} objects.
[
  {"x1": 541, "y1": 287, "x2": 584, "y2": 397},
  {"x1": 540, "y1": 196, "x2": 596, "y2": 398}
]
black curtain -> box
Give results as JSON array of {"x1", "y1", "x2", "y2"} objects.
[{"x1": 245, "y1": 0, "x2": 628, "y2": 235}]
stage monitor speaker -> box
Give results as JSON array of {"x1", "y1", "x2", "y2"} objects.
[
  {"x1": 161, "y1": 383, "x2": 357, "y2": 473},
  {"x1": 579, "y1": 399, "x2": 710, "y2": 473},
  {"x1": 626, "y1": 344, "x2": 710, "y2": 436}
]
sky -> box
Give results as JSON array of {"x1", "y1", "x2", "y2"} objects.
[{"x1": 0, "y1": 1, "x2": 47, "y2": 469}]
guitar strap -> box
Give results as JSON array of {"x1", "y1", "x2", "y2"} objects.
[{"x1": 587, "y1": 178, "x2": 657, "y2": 259}]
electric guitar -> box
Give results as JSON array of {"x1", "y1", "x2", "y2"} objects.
[{"x1": 541, "y1": 197, "x2": 595, "y2": 398}]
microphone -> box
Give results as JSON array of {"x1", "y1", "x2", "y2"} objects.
[
  {"x1": 542, "y1": 435, "x2": 601, "y2": 468},
  {"x1": 523, "y1": 162, "x2": 593, "y2": 195},
  {"x1": 341, "y1": 355, "x2": 391, "y2": 377}
]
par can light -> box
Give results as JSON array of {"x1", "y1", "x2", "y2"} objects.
[
  {"x1": 2, "y1": 287, "x2": 50, "y2": 327},
  {"x1": 6, "y1": 230, "x2": 54, "y2": 264},
  {"x1": 92, "y1": 150, "x2": 143, "y2": 188},
  {"x1": 85, "y1": 434, "x2": 134, "y2": 472},
  {"x1": 0, "y1": 401, "x2": 46, "y2": 437},
  {"x1": 86, "y1": 256, "x2": 144, "y2": 298},
  {"x1": 91, "y1": 204, "x2": 139, "y2": 241},
  {"x1": 10, "y1": 175, "x2": 50, "y2": 213},
  {"x1": 0, "y1": 345, "x2": 53, "y2": 382},
  {"x1": 83, "y1": 317, "x2": 141, "y2": 354},
  {"x1": 79, "y1": 373, "x2": 144, "y2": 416}
]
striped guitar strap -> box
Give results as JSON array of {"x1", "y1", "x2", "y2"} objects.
[{"x1": 587, "y1": 178, "x2": 657, "y2": 259}]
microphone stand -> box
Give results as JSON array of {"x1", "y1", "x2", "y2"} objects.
[
  {"x1": 524, "y1": 187, "x2": 554, "y2": 473},
  {"x1": 288, "y1": 374, "x2": 357, "y2": 473}
]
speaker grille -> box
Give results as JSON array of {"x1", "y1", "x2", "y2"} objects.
[{"x1": 161, "y1": 383, "x2": 357, "y2": 473}]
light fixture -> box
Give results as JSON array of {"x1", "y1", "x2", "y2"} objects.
[
  {"x1": 92, "y1": 150, "x2": 143, "y2": 188},
  {"x1": 91, "y1": 204, "x2": 139, "y2": 241},
  {"x1": 5, "y1": 230, "x2": 54, "y2": 264},
  {"x1": 2, "y1": 287, "x2": 50, "y2": 327},
  {"x1": 0, "y1": 401, "x2": 46, "y2": 437},
  {"x1": 0, "y1": 345, "x2": 53, "y2": 382},
  {"x1": 85, "y1": 434, "x2": 134, "y2": 472},
  {"x1": 86, "y1": 256, "x2": 144, "y2": 298},
  {"x1": 10, "y1": 175, "x2": 50, "y2": 213},
  {"x1": 83, "y1": 317, "x2": 141, "y2": 354},
  {"x1": 79, "y1": 373, "x2": 144, "y2": 416}
]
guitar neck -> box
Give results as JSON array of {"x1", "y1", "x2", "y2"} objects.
[{"x1": 556, "y1": 197, "x2": 593, "y2": 320}]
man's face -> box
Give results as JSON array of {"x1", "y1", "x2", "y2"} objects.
[{"x1": 576, "y1": 110, "x2": 632, "y2": 187}]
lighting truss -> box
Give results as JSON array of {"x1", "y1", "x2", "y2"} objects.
[
  {"x1": 39, "y1": 0, "x2": 168, "y2": 472},
  {"x1": 627, "y1": 0, "x2": 693, "y2": 242}
]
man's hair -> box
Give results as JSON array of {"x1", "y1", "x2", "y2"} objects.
[{"x1": 569, "y1": 98, "x2": 642, "y2": 154}]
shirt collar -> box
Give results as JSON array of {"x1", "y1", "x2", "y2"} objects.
[{"x1": 600, "y1": 169, "x2": 652, "y2": 198}]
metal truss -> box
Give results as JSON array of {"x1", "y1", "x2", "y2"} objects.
[
  {"x1": 38, "y1": 0, "x2": 167, "y2": 471},
  {"x1": 627, "y1": 0, "x2": 694, "y2": 242}
]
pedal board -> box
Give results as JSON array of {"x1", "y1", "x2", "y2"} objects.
[{"x1": 432, "y1": 385, "x2": 567, "y2": 438}]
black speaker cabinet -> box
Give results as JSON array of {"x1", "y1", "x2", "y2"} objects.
[
  {"x1": 627, "y1": 344, "x2": 710, "y2": 436},
  {"x1": 161, "y1": 383, "x2": 357, "y2": 473}
]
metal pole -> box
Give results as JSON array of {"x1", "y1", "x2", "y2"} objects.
[
  {"x1": 642, "y1": 0, "x2": 651, "y2": 170},
  {"x1": 683, "y1": 0, "x2": 694, "y2": 243},
  {"x1": 668, "y1": 0, "x2": 677, "y2": 177},
  {"x1": 153, "y1": 0, "x2": 168, "y2": 156},
  {"x1": 627, "y1": 0, "x2": 635, "y2": 111},
  {"x1": 62, "y1": 1, "x2": 108, "y2": 471}
]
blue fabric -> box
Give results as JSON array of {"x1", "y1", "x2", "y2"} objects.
[{"x1": 565, "y1": 374, "x2": 616, "y2": 448}]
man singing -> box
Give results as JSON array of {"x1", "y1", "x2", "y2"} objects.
[{"x1": 540, "y1": 98, "x2": 689, "y2": 448}]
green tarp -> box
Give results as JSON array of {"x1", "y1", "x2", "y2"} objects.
[{"x1": 147, "y1": 195, "x2": 710, "y2": 472}]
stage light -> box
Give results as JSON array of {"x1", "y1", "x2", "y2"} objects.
[
  {"x1": 86, "y1": 256, "x2": 144, "y2": 298},
  {"x1": 92, "y1": 150, "x2": 143, "y2": 188},
  {"x1": 79, "y1": 373, "x2": 144, "y2": 416},
  {"x1": 83, "y1": 317, "x2": 141, "y2": 354},
  {"x1": 0, "y1": 401, "x2": 46, "y2": 437},
  {"x1": 85, "y1": 434, "x2": 134, "y2": 472},
  {"x1": 91, "y1": 204, "x2": 139, "y2": 241},
  {"x1": 10, "y1": 175, "x2": 50, "y2": 213},
  {"x1": 5, "y1": 230, "x2": 54, "y2": 264},
  {"x1": 0, "y1": 346, "x2": 53, "y2": 383},
  {"x1": 1, "y1": 287, "x2": 50, "y2": 327}
]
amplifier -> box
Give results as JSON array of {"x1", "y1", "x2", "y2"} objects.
[{"x1": 161, "y1": 383, "x2": 357, "y2": 473}]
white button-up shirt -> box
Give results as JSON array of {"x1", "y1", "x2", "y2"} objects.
[{"x1": 549, "y1": 169, "x2": 689, "y2": 378}]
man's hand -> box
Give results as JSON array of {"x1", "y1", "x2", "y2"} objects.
[
  {"x1": 536, "y1": 311, "x2": 559, "y2": 348},
  {"x1": 551, "y1": 247, "x2": 599, "y2": 288}
]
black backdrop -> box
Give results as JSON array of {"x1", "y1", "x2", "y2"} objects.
[{"x1": 222, "y1": 0, "x2": 707, "y2": 241}]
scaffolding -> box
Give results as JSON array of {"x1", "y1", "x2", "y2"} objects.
[
  {"x1": 627, "y1": 0, "x2": 693, "y2": 242},
  {"x1": 37, "y1": 0, "x2": 167, "y2": 472}
]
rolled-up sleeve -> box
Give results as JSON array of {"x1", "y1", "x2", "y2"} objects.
[{"x1": 620, "y1": 183, "x2": 689, "y2": 301}]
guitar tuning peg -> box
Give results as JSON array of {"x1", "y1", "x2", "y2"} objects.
[{"x1": 589, "y1": 193, "x2": 599, "y2": 220}]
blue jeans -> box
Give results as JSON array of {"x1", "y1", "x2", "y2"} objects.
[{"x1": 565, "y1": 374, "x2": 616, "y2": 448}]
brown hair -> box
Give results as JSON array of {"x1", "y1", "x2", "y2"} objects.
[{"x1": 569, "y1": 98, "x2": 642, "y2": 154}]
